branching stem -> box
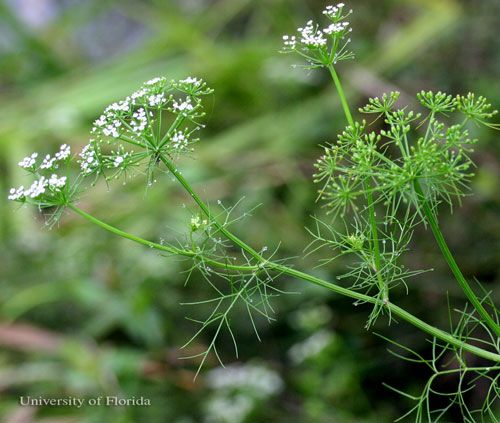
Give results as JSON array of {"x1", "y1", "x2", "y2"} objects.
[
  {"x1": 328, "y1": 64, "x2": 388, "y2": 303},
  {"x1": 67, "y1": 204, "x2": 258, "y2": 273},
  {"x1": 67, "y1": 201, "x2": 500, "y2": 363},
  {"x1": 413, "y1": 179, "x2": 500, "y2": 337},
  {"x1": 65, "y1": 63, "x2": 500, "y2": 367},
  {"x1": 160, "y1": 156, "x2": 264, "y2": 264}
]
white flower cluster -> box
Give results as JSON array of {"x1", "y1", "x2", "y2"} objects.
[
  {"x1": 8, "y1": 186, "x2": 25, "y2": 201},
  {"x1": 113, "y1": 156, "x2": 124, "y2": 167},
  {"x1": 179, "y1": 76, "x2": 201, "y2": 87},
  {"x1": 148, "y1": 93, "x2": 166, "y2": 107},
  {"x1": 206, "y1": 363, "x2": 283, "y2": 397},
  {"x1": 17, "y1": 144, "x2": 71, "y2": 173},
  {"x1": 281, "y1": 3, "x2": 352, "y2": 55},
  {"x1": 176, "y1": 76, "x2": 213, "y2": 96},
  {"x1": 48, "y1": 174, "x2": 67, "y2": 188},
  {"x1": 282, "y1": 35, "x2": 296, "y2": 49},
  {"x1": 323, "y1": 3, "x2": 347, "y2": 19},
  {"x1": 93, "y1": 102, "x2": 124, "y2": 138},
  {"x1": 298, "y1": 20, "x2": 327, "y2": 47},
  {"x1": 111, "y1": 149, "x2": 131, "y2": 168},
  {"x1": 130, "y1": 108, "x2": 147, "y2": 134},
  {"x1": 324, "y1": 21, "x2": 349, "y2": 35},
  {"x1": 145, "y1": 77, "x2": 163, "y2": 86},
  {"x1": 11, "y1": 174, "x2": 67, "y2": 200},
  {"x1": 41, "y1": 154, "x2": 57, "y2": 169},
  {"x1": 90, "y1": 77, "x2": 169, "y2": 141},
  {"x1": 18, "y1": 153, "x2": 38, "y2": 169},
  {"x1": 8, "y1": 144, "x2": 70, "y2": 202},
  {"x1": 25, "y1": 177, "x2": 48, "y2": 198},
  {"x1": 78, "y1": 76, "x2": 212, "y2": 178},
  {"x1": 204, "y1": 364, "x2": 283, "y2": 422},
  {"x1": 288, "y1": 330, "x2": 333, "y2": 364},
  {"x1": 88, "y1": 76, "x2": 207, "y2": 146},
  {"x1": 79, "y1": 141, "x2": 99, "y2": 175},
  {"x1": 171, "y1": 131, "x2": 189, "y2": 150},
  {"x1": 172, "y1": 97, "x2": 194, "y2": 114},
  {"x1": 190, "y1": 215, "x2": 208, "y2": 231},
  {"x1": 205, "y1": 395, "x2": 253, "y2": 423},
  {"x1": 55, "y1": 144, "x2": 71, "y2": 160}
]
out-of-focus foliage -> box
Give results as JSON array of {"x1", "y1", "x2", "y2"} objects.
[{"x1": 0, "y1": 0, "x2": 498, "y2": 421}]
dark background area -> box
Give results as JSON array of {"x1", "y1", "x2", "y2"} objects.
[{"x1": 0, "y1": 0, "x2": 499, "y2": 421}]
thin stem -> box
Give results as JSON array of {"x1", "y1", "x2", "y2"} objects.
[
  {"x1": 158, "y1": 114, "x2": 184, "y2": 148},
  {"x1": 67, "y1": 204, "x2": 258, "y2": 273},
  {"x1": 366, "y1": 187, "x2": 388, "y2": 302},
  {"x1": 67, "y1": 203, "x2": 500, "y2": 362},
  {"x1": 159, "y1": 155, "x2": 264, "y2": 263},
  {"x1": 328, "y1": 64, "x2": 387, "y2": 302},
  {"x1": 154, "y1": 157, "x2": 498, "y2": 360},
  {"x1": 413, "y1": 179, "x2": 500, "y2": 337},
  {"x1": 327, "y1": 64, "x2": 354, "y2": 126},
  {"x1": 418, "y1": 113, "x2": 496, "y2": 333}
]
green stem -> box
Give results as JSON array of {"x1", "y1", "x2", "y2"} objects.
[
  {"x1": 366, "y1": 187, "x2": 388, "y2": 302},
  {"x1": 418, "y1": 113, "x2": 497, "y2": 333},
  {"x1": 67, "y1": 204, "x2": 258, "y2": 273},
  {"x1": 328, "y1": 64, "x2": 387, "y2": 302},
  {"x1": 413, "y1": 179, "x2": 500, "y2": 337},
  {"x1": 159, "y1": 156, "x2": 264, "y2": 263},
  {"x1": 67, "y1": 203, "x2": 500, "y2": 362},
  {"x1": 327, "y1": 64, "x2": 354, "y2": 126},
  {"x1": 158, "y1": 114, "x2": 184, "y2": 148}
]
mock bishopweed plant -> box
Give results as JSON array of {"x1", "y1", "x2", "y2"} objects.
[{"x1": 8, "y1": 3, "x2": 500, "y2": 421}]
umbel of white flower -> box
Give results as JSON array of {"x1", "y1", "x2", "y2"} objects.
[
  {"x1": 8, "y1": 144, "x2": 71, "y2": 202},
  {"x1": 281, "y1": 3, "x2": 354, "y2": 67},
  {"x1": 8, "y1": 76, "x2": 213, "y2": 205},
  {"x1": 76, "y1": 76, "x2": 212, "y2": 179}
]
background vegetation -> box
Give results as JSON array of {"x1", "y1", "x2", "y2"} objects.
[{"x1": 1, "y1": 0, "x2": 499, "y2": 421}]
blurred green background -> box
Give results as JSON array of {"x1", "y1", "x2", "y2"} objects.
[{"x1": 0, "y1": 0, "x2": 499, "y2": 421}]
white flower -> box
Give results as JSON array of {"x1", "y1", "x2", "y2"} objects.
[
  {"x1": 190, "y1": 215, "x2": 207, "y2": 230},
  {"x1": 145, "y1": 76, "x2": 165, "y2": 86},
  {"x1": 173, "y1": 97, "x2": 194, "y2": 113},
  {"x1": 282, "y1": 35, "x2": 297, "y2": 49},
  {"x1": 179, "y1": 76, "x2": 202, "y2": 87},
  {"x1": 91, "y1": 101, "x2": 130, "y2": 139},
  {"x1": 171, "y1": 131, "x2": 188, "y2": 149},
  {"x1": 130, "y1": 88, "x2": 147, "y2": 103},
  {"x1": 323, "y1": 21, "x2": 350, "y2": 35},
  {"x1": 18, "y1": 153, "x2": 38, "y2": 169},
  {"x1": 113, "y1": 156, "x2": 124, "y2": 167},
  {"x1": 106, "y1": 100, "x2": 130, "y2": 113},
  {"x1": 148, "y1": 93, "x2": 166, "y2": 107},
  {"x1": 25, "y1": 177, "x2": 48, "y2": 198},
  {"x1": 298, "y1": 20, "x2": 327, "y2": 47},
  {"x1": 103, "y1": 126, "x2": 119, "y2": 138},
  {"x1": 8, "y1": 186, "x2": 25, "y2": 201},
  {"x1": 130, "y1": 108, "x2": 147, "y2": 134},
  {"x1": 323, "y1": 3, "x2": 347, "y2": 19},
  {"x1": 206, "y1": 363, "x2": 283, "y2": 397},
  {"x1": 55, "y1": 144, "x2": 71, "y2": 160},
  {"x1": 79, "y1": 142, "x2": 99, "y2": 174},
  {"x1": 205, "y1": 395, "x2": 253, "y2": 423},
  {"x1": 94, "y1": 115, "x2": 107, "y2": 127},
  {"x1": 48, "y1": 174, "x2": 67, "y2": 189},
  {"x1": 288, "y1": 330, "x2": 333, "y2": 364},
  {"x1": 282, "y1": 3, "x2": 353, "y2": 59},
  {"x1": 40, "y1": 154, "x2": 57, "y2": 170}
]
